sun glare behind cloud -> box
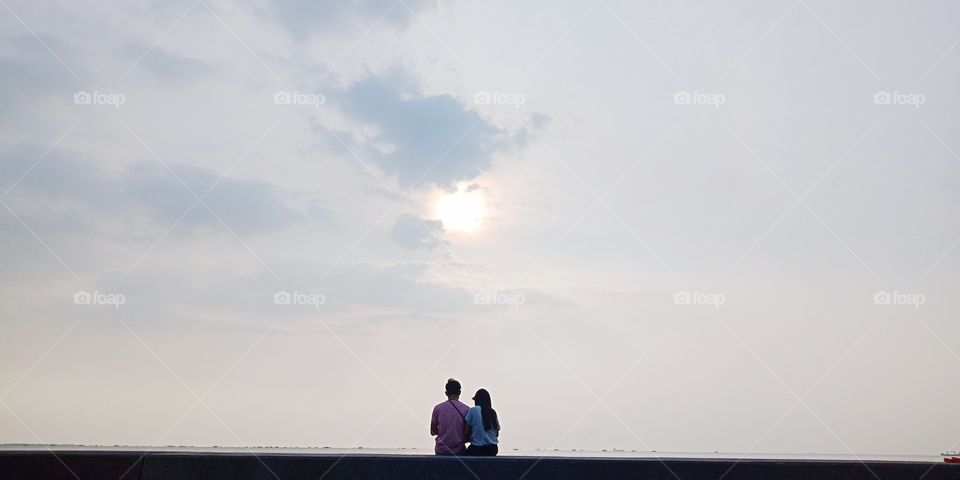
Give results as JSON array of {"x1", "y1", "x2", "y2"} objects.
[{"x1": 434, "y1": 184, "x2": 486, "y2": 234}]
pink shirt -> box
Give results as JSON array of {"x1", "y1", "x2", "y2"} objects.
[{"x1": 431, "y1": 399, "x2": 469, "y2": 454}]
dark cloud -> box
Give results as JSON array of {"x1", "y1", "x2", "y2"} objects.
[
  {"x1": 271, "y1": 0, "x2": 438, "y2": 39},
  {"x1": 324, "y1": 68, "x2": 539, "y2": 189},
  {"x1": 391, "y1": 213, "x2": 443, "y2": 249}
]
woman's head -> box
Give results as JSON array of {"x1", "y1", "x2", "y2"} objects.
[
  {"x1": 472, "y1": 388, "x2": 497, "y2": 430},
  {"x1": 472, "y1": 388, "x2": 491, "y2": 407}
]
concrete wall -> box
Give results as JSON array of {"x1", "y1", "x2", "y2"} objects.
[{"x1": 1, "y1": 451, "x2": 958, "y2": 480}]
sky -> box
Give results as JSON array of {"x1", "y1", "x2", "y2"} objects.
[{"x1": 0, "y1": 0, "x2": 958, "y2": 457}]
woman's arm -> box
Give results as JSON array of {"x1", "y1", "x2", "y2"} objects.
[{"x1": 464, "y1": 408, "x2": 473, "y2": 439}]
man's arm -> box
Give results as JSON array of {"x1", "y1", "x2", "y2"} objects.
[{"x1": 430, "y1": 406, "x2": 439, "y2": 436}]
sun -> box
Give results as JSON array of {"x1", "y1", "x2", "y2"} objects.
[{"x1": 435, "y1": 184, "x2": 486, "y2": 234}]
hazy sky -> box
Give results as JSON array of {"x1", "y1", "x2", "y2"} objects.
[{"x1": 1, "y1": 0, "x2": 958, "y2": 456}]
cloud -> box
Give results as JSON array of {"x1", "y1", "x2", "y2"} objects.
[
  {"x1": 271, "y1": 0, "x2": 439, "y2": 39},
  {"x1": 0, "y1": 144, "x2": 319, "y2": 237},
  {"x1": 321, "y1": 261, "x2": 471, "y2": 314},
  {"x1": 123, "y1": 163, "x2": 307, "y2": 235},
  {"x1": 0, "y1": 34, "x2": 80, "y2": 116},
  {"x1": 391, "y1": 213, "x2": 444, "y2": 249},
  {"x1": 104, "y1": 258, "x2": 482, "y2": 332},
  {"x1": 325, "y1": 68, "x2": 538, "y2": 188},
  {"x1": 119, "y1": 44, "x2": 216, "y2": 83},
  {"x1": 0, "y1": 144, "x2": 117, "y2": 209}
]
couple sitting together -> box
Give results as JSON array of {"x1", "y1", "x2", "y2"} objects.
[{"x1": 430, "y1": 378, "x2": 500, "y2": 456}]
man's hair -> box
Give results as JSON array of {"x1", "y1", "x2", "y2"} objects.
[{"x1": 445, "y1": 378, "x2": 461, "y2": 396}]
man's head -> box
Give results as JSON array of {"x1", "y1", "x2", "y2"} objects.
[{"x1": 445, "y1": 378, "x2": 461, "y2": 398}]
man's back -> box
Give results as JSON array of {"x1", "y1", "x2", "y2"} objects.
[{"x1": 431, "y1": 399, "x2": 469, "y2": 454}]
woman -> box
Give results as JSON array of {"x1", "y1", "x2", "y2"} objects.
[{"x1": 464, "y1": 388, "x2": 500, "y2": 456}]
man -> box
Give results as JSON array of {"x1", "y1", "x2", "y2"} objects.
[{"x1": 430, "y1": 378, "x2": 470, "y2": 455}]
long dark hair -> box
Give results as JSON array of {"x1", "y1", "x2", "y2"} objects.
[{"x1": 472, "y1": 388, "x2": 498, "y2": 431}]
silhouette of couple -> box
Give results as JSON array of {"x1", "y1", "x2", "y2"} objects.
[{"x1": 430, "y1": 378, "x2": 500, "y2": 456}]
